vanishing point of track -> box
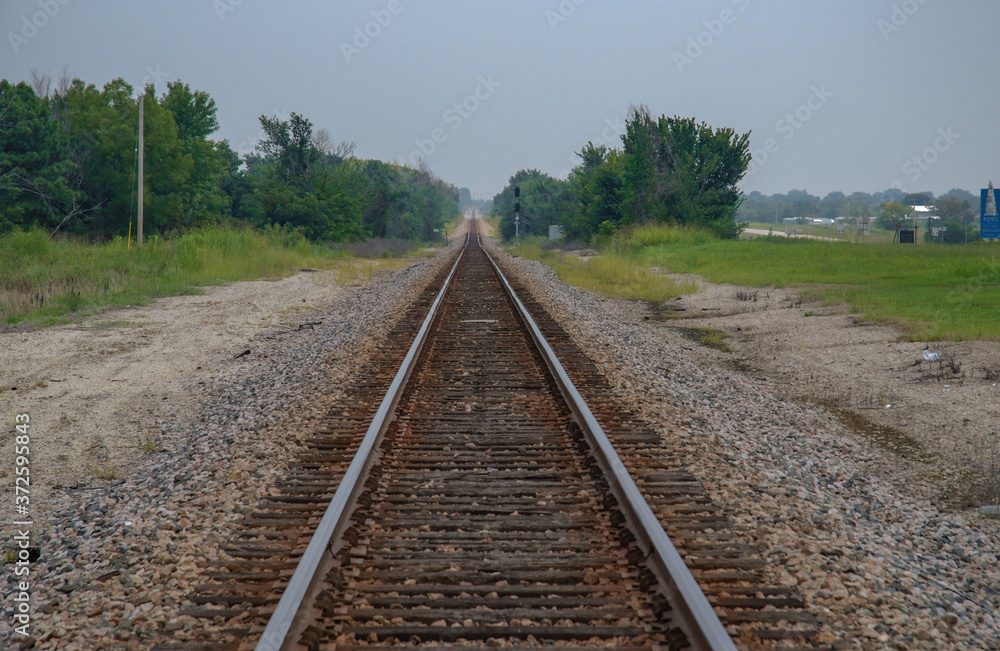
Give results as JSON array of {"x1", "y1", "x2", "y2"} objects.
[{"x1": 172, "y1": 220, "x2": 823, "y2": 650}]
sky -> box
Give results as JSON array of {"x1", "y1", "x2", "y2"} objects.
[{"x1": 1, "y1": 0, "x2": 996, "y2": 200}]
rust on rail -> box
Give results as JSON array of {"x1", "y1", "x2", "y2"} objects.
[{"x1": 169, "y1": 220, "x2": 822, "y2": 651}]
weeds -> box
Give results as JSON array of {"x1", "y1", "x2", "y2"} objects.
[
  {"x1": 0, "y1": 226, "x2": 382, "y2": 327},
  {"x1": 511, "y1": 223, "x2": 1000, "y2": 341},
  {"x1": 509, "y1": 238, "x2": 696, "y2": 302},
  {"x1": 913, "y1": 351, "x2": 966, "y2": 381},
  {"x1": 91, "y1": 465, "x2": 119, "y2": 480},
  {"x1": 679, "y1": 326, "x2": 736, "y2": 353},
  {"x1": 138, "y1": 429, "x2": 161, "y2": 454},
  {"x1": 332, "y1": 258, "x2": 410, "y2": 287},
  {"x1": 627, "y1": 226, "x2": 1000, "y2": 341}
]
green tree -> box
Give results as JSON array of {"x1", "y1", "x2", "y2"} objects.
[
  {"x1": 876, "y1": 201, "x2": 909, "y2": 230},
  {"x1": 564, "y1": 143, "x2": 623, "y2": 241},
  {"x1": 923, "y1": 220, "x2": 966, "y2": 244},
  {"x1": 619, "y1": 106, "x2": 750, "y2": 237},
  {"x1": 239, "y1": 112, "x2": 461, "y2": 242},
  {"x1": 246, "y1": 112, "x2": 333, "y2": 239},
  {"x1": 58, "y1": 77, "x2": 139, "y2": 236},
  {"x1": 256, "y1": 112, "x2": 318, "y2": 186},
  {"x1": 54, "y1": 78, "x2": 229, "y2": 238},
  {"x1": 902, "y1": 192, "x2": 933, "y2": 207},
  {"x1": 161, "y1": 81, "x2": 218, "y2": 140},
  {"x1": 156, "y1": 81, "x2": 230, "y2": 230},
  {"x1": 492, "y1": 169, "x2": 572, "y2": 241},
  {"x1": 0, "y1": 80, "x2": 79, "y2": 233},
  {"x1": 140, "y1": 86, "x2": 195, "y2": 235},
  {"x1": 935, "y1": 196, "x2": 973, "y2": 225},
  {"x1": 924, "y1": 197, "x2": 974, "y2": 244}
]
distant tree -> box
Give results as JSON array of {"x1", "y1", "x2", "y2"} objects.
[
  {"x1": 735, "y1": 199, "x2": 774, "y2": 224},
  {"x1": 876, "y1": 201, "x2": 909, "y2": 230},
  {"x1": 819, "y1": 191, "x2": 847, "y2": 219},
  {"x1": 785, "y1": 189, "x2": 821, "y2": 203},
  {"x1": 935, "y1": 196, "x2": 973, "y2": 224},
  {"x1": 848, "y1": 191, "x2": 875, "y2": 205},
  {"x1": 940, "y1": 188, "x2": 978, "y2": 208},
  {"x1": 870, "y1": 187, "x2": 905, "y2": 205},
  {"x1": 923, "y1": 218, "x2": 967, "y2": 244},
  {"x1": 902, "y1": 192, "x2": 933, "y2": 206},
  {"x1": 791, "y1": 198, "x2": 819, "y2": 219},
  {"x1": 492, "y1": 169, "x2": 572, "y2": 241}
]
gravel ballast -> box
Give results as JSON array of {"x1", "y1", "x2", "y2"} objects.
[
  {"x1": 1, "y1": 252, "x2": 453, "y2": 650},
  {"x1": 494, "y1": 245, "x2": 1000, "y2": 650},
  {"x1": 4, "y1": 228, "x2": 998, "y2": 650}
]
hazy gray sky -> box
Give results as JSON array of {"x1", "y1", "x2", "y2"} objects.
[{"x1": 2, "y1": 0, "x2": 995, "y2": 199}]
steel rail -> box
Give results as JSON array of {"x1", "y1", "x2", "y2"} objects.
[
  {"x1": 255, "y1": 230, "x2": 471, "y2": 651},
  {"x1": 479, "y1": 226, "x2": 738, "y2": 651}
]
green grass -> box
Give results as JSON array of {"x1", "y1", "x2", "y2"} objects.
[
  {"x1": 679, "y1": 326, "x2": 735, "y2": 352},
  {"x1": 742, "y1": 221, "x2": 895, "y2": 243},
  {"x1": 509, "y1": 224, "x2": 1000, "y2": 341},
  {"x1": 445, "y1": 214, "x2": 467, "y2": 237},
  {"x1": 0, "y1": 225, "x2": 402, "y2": 327},
  {"x1": 508, "y1": 238, "x2": 696, "y2": 302},
  {"x1": 630, "y1": 225, "x2": 1000, "y2": 341}
]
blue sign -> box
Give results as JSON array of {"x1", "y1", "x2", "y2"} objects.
[{"x1": 983, "y1": 188, "x2": 1000, "y2": 239}]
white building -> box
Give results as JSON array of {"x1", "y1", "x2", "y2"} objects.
[{"x1": 909, "y1": 205, "x2": 937, "y2": 222}]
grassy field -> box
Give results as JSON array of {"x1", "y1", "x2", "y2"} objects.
[
  {"x1": 742, "y1": 221, "x2": 895, "y2": 243},
  {"x1": 510, "y1": 225, "x2": 1000, "y2": 341},
  {"x1": 0, "y1": 226, "x2": 428, "y2": 327},
  {"x1": 508, "y1": 239, "x2": 696, "y2": 302}
]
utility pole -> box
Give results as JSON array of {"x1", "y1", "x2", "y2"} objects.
[{"x1": 137, "y1": 94, "x2": 144, "y2": 245}]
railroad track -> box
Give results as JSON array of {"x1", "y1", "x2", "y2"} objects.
[{"x1": 173, "y1": 220, "x2": 825, "y2": 650}]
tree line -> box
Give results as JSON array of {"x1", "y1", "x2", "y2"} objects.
[
  {"x1": 492, "y1": 106, "x2": 752, "y2": 242},
  {"x1": 740, "y1": 188, "x2": 980, "y2": 243},
  {"x1": 0, "y1": 74, "x2": 459, "y2": 242}
]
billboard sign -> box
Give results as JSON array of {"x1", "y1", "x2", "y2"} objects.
[{"x1": 983, "y1": 182, "x2": 1000, "y2": 239}]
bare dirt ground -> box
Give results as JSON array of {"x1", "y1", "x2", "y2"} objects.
[
  {"x1": 0, "y1": 261, "x2": 401, "y2": 524},
  {"x1": 658, "y1": 275, "x2": 1000, "y2": 510}
]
